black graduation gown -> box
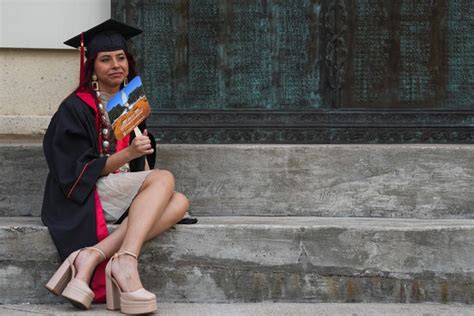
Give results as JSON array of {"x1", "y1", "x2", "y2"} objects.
[{"x1": 41, "y1": 90, "x2": 155, "y2": 302}]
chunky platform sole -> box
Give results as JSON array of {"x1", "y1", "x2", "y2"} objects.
[
  {"x1": 44, "y1": 247, "x2": 106, "y2": 310},
  {"x1": 62, "y1": 278, "x2": 94, "y2": 310},
  {"x1": 121, "y1": 297, "x2": 157, "y2": 314},
  {"x1": 45, "y1": 258, "x2": 72, "y2": 295},
  {"x1": 106, "y1": 250, "x2": 157, "y2": 314}
]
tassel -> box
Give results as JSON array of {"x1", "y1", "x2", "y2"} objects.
[{"x1": 79, "y1": 32, "x2": 85, "y2": 85}]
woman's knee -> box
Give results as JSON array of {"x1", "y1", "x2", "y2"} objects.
[
  {"x1": 176, "y1": 192, "x2": 190, "y2": 211},
  {"x1": 173, "y1": 192, "x2": 189, "y2": 217},
  {"x1": 144, "y1": 169, "x2": 175, "y2": 192}
]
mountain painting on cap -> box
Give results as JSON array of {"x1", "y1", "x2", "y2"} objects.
[{"x1": 107, "y1": 76, "x2": 151, "y2": 139}]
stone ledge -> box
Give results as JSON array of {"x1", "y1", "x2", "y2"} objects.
[
  {"x1": 1, "y1": 144, "x2": 474, "y2": 218},
  {"x1": 0, "y1": 134, "x2": 43, "y2": 144},
  {"x1": 0, "y1": 116, "x2": 50, "y2": 135},
  {"x1": 1, "y1": 217, "x2": 473, "y2": 304},
  {"x1": 1, "y1": 303, "x2": 473, "y2": 316}
]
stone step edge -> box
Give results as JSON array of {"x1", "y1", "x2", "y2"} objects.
[
  {"x1": 2, "y1": 216, "x2": 474, "y2": 229},
  {"x1": 3, "y1": 216, "x2": 474, "y2": 274},
  {"x1": 3, "y1": 143, "x2": 474, "y2": 219},
  {"x1": 0, "y1": 134, "x2": 43, "y2": 144},
  {"x1": 2, "y1": 142, "x2": 474, "y2": 148},
  {"x1": 2, "y1": 216, "x2": 474, "y2": 304},
  {"x1": 1, "y1": 302, "x2": 473, "y2": 316}
]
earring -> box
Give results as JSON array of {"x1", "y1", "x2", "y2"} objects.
[
  {"x1": 91, "y1": 74, "x2": 99, "y2": 91},
  {"x1": 123, "y1": 77, "x2": 128, "y2": 86}
]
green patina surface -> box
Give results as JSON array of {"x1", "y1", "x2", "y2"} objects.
[
  {"x1": 112, "y1": 0, "x2": 474, "y2": 143},
  {"x1": 115, "y1": 0, "x2": 323, "y2": 110}
]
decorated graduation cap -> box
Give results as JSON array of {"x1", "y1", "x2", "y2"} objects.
[{"x1": 63, "y1": 19, "x2": 142, "y2": 84}]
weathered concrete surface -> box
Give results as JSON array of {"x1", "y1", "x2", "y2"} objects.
[
  {"x1": 0, "y1": 116, "x2": 51, "y2": 136},
  {"x1": 161, "y1": 145, "x2": 474, "y2": 218},
  {"x1": 2, "y1": 144, "x2": 474, "y2": 218},
  {"x1": 1, "y1": 217, "x2": 473, "y2": 304},
  {"x1": 1, "y1": 303, "x2": 473, "y2": 316},
  {"x1": 0, "y1": 144, "x2": 47, "y2": 216},
  {"x1": 0, "y1": 48, "x2": 77, "y2": 135}
]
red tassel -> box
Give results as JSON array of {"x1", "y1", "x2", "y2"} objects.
[{"x1": 79, "y1": 32, "x2": 85, "y2": 85}]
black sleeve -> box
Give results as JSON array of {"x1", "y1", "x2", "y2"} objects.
[
  {"x1": 43, "y1": 101, "x2": 107, "y2": 204},
  {"x1": 129, "y1": 120, "x2": 157, "y2": 171}
]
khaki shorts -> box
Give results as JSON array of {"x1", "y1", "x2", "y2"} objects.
[{"x1": 96, "y1": 170, "x2": 153, "y2": 223}]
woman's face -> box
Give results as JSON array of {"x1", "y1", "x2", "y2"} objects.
[{"x1": 94, "y1": 49, "x2": 129, "y2": 94}]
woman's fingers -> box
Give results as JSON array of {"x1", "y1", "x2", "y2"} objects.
[
  {"x1": 132, "y1": 135, "x2": 153, "y2": 154},
  {"x1": 134, "y1": 136, "x2": 151, "y2": 146},
  {"x1": 136, "y1": 142, "x2": 150, "y2": 149}
]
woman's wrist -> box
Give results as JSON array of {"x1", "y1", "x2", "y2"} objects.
[{"x1": 124, "y1": 146, "x2": 139, "y2": 161}]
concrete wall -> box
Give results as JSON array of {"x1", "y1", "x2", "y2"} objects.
[
  {"x1": 0, "y1": 0, "x2": 110, "y2": 135},
  {"x1": 0, "y1": 48, "x2": 78, "y2": 134}
]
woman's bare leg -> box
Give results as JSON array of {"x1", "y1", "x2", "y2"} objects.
[
  {"x1": 146, "y1": 191, "x2": 188, "y2": 237},
  {"x1": 74, "y1": 171, "x2": 188, "y2": 289},
  {"x1": 110, "y1": 170, "x2": 174, "y2": 291},
  {"x1": 94, "y1": 191, "x2": 188, "y2": 254},
  {"x1": 120, "y1": 192, "x2": 189, "y2": 241},
  {"x1": 123, "y1": 169, "x2": 175, "y2": 247}
]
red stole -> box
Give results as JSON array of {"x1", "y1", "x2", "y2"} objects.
[{"x1": 76, "y1": 91, "x2": 120, "y2": 303}]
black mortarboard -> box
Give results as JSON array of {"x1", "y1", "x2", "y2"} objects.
[
  {"x1": 63, "y1": 19, "x2": 142, "y2": 84},
  {"x1": 64, "y1": 19, "x2": 142, "y2": 58}
]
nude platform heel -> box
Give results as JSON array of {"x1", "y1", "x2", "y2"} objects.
[
  {"x1": 105, "y1": 250, "x2": 157, "y2": 314},
  {"x1": 45, "y1": 247, "x2": 106, "y2": 309}
]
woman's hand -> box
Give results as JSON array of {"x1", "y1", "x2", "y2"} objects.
[
  {"x1": 128, "y1": 130, "x2": 153, "y2": 159},
  {"x1": 127, "y1": 129, "x2": 154, "y2": 160},
  {"x1": 100, "y1": 129, "x2": 154, "y2": 175}
]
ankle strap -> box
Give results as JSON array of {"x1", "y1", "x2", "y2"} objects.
[
  {"x1": 113, "y1": 250, "x2": 138, "y2": 260},
  {"x1": 85, "y1": 247, "x2": 107, "y2": 260}
]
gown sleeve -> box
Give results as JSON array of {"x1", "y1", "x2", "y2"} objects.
[{"x1": 43, "y1": 100, "x2": 107, "y2": 204}]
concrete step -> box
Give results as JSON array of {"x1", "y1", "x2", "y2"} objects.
[
  {"x1": 1, "y1": 303, "x2": 473, "y2": 316},
  {"x1": 1, "y1": 217, "x2": 473, "y2": 304},
  {"x1": 1, "y1": 143, "x2": 474, "y2": 218}
]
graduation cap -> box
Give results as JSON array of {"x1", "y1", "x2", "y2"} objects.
[{"x1": 63, "y1": 19, "x2": 142, "y2": 84}]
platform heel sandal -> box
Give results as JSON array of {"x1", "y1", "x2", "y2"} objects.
[
  {"x1": 45, "y1": 247, "x2": 106, "y2": 309},
  {"x1": 105, "y1": 250, "x2": 157, "y2": 314},
  {"x1": 45, "y1": 249, "x2": 81, "y2": 296}
]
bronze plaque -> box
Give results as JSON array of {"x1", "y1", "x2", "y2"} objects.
[{"x1": 113, "y1": 0, "x2": 474, "y2": 143}]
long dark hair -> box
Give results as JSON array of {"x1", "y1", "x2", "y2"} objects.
[{"x1": 75, "y1": 50, "x2": 138, "y2": 96}]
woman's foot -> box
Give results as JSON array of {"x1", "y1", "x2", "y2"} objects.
[
  {"x1": 110, "y1": 254, "x2": 144, "y2": 292},
  {"x1": 52, "y1": 247, "x2": 105, "y2": 310},
  {"x1": 177, "y1": 211, "x2": 198, "y2": 224},
  {"x1": 74, "y1": 248, "x2": 106, "y2": 285},
  {"x1": 105, "y1": 251, "x2": 157, "y2": 313}
]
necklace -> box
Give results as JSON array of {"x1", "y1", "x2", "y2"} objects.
[{"x1": 95, "y1": 90, "x2": 113, "y2": 156}]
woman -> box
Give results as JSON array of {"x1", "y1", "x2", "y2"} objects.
[{"x1": 41, "y1": 20, "x2": 188, "y2": 314}]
